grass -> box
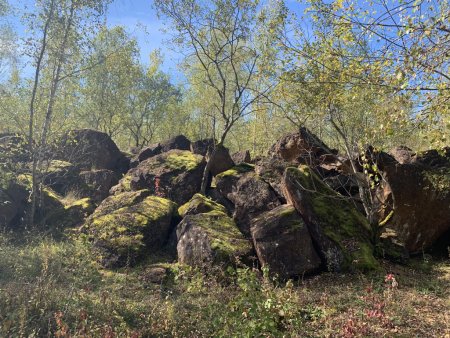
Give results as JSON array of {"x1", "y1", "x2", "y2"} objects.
[{"x1": 0, "y1": 231, "x2": 448, "y2": 337}]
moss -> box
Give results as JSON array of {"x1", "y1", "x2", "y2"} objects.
[
  {"x1": 178, "y1": 193, "x2": 227, "y2": 217},
  {"x1": 286, "y1": 166, "x2": 378, "y2": 271},
  {"x1": 215, "y1": 163, "x2": 254, "y2": 180},
  {"x1": 64, "y1": 197, "x2": 92, "y2": 211},
  {"x1": 46, "y1": 160, "x2": 73, "y2": 172},
  {"x1": 165, "y1": 151, "x2": 203, "y2": 171},
  {"x1": 86, "y1": 191, "x2": 177, "y2": 267},
  {"x1": 423, "y1": 167, "x2": 450, "y2": 195},
  {"x1": 187, "y1": 211, "x2": 251, "y2": 263}
]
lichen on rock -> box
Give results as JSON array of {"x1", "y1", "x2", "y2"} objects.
[
  {"x1": 176, "y1": 210, "x2": 252, "y2": 267},
  {"x1": 283, "y1": 166, "x2": 378, "y2": 272},
  {"x1": 84, "y1": 190, "x2": 178, "y2": 267}
]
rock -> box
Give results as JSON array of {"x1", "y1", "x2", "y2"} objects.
[
  {"x1": 228, "y1": 173, "x2": 281, "y2": 236},
  {"x1": 371, "y1": 147, "x2": 450, "y2": 254},
  {"x1": 160, "y1": 135, "x2": 191, "y2": 153},
  {"x1": 111, "y1": 150, "x2": 206, "y2": 205},
  {"x1": 255, "y1": 157, "x2": 291, "y2": 201},
  {"x1": 176, "y1": 210, "x2": 252, "y2": 267},
  {"x1": 41, "y1": 160, "x2": 82, "y2": 195},
  {"x1": 283, "y1": 166, "x2": 378, "y2": 272},
  {"x1": 208, "y1": 145, "x2": 235, "y2": 176},
  {"x1": 79, "y1": 169, "x2": 119, "y2": 203},
  {"x1": 251, "y1": 205, "x2": 321, "y2": 279},
  {"x1": 0, "y1": 182, "x2": 28, "y2": 227},
  {"x1": 62, "y1": 198, "x2": 96, "y2": 228},
  {"x1": 178, "y1": 193, "x2": 227, "y2": 217},
  {"x1": 190, "y1": 138, "x2": 214, "y2": 156},
  {"x1": 85, "y1": 190, "x2": 177, "y2": 268},
  {"x1": 269, "y1": 127, "x2": 337, "y2": 164},
  {"x1": 389, "y1": 146, "x2": 415, "y2": 164},
  {"x1": 136, "y1": 143, "x2": 162, "y2": 163},
  {"x1": 215, "y1": 163, "x2": 255, "y2": 198},
  {"x1": 58, "y1": 129, "x2": 129, "y2": 174},
  {"x1": 232, "y1": 150, "x2": 251, "y2": 164}
]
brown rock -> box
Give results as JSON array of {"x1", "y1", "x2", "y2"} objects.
[
  {"x1": 282, "y1": 166, "x2": 378, "y2": 272},
  {"x1": 371, "y1": 147, "x2": 450, "y2": 254},
  {"x1": 111, "y1": 150, "x2": 206, "y2": 205},
  {"x1": 232, "y1": 150, "x2": 251, "y2": 164},
  {"x1": 228, "y1": 173, "x2": 281, "y2": 236},
  {"x1": 269, "y1": 127, "x2": 337, "y2": 164},
  {"x1": 251, "y1": 205, "x2": 321, "y2": 279}
]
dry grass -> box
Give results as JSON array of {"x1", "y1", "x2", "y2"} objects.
[{"x1": 0, "y1": 232, "x2": 448, "y2": 337}]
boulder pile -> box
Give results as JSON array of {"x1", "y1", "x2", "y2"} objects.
[{"x1": 1, "y1": 128, "x2": 449, "y2": 278}]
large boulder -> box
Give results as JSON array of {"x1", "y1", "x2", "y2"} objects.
[
  {"x1": 228, "y1": 173, "x2": 281, "y2": 236},
  {"x1": 269, "y1": 127, "x2": 338, "y2": 165},
  {"x1": 251, "y1": 205, "x2": 321, "y2": 279},
  {"x1": 370, "y1": 147, "x2": 450, "y2": 254},
  {"x1": 178, "y1": 193, "x2": 227, "y2": 217},
  {"x1": 133, "y1": 135, "x2": 192, "y2": 166},
  {"x1": 136, "y1": 143, "x2": 162, "y2": 163},
  {"x1": 0, "y1": 182, "x2": 28, "y2": 227},
  {"x1": 215, "y1": 163, "x2": 255, "y2": 198},
  {"x1": 208, "y1": 145, "x2": 235, "y2": 176},
  {"x1": 84, "y1": 190, "x2": 178, "y2": 267},
  {"x1": 161, "y1": 135, "x2": 191, "y2": 153},
  {"x1": 58, "y1": 129, "x2": 129, "y2": 174},
  {"x1": 255, "y1": 156, "x2": 291, "y2": 201},
  {"x1": 190, "y1": 138, "x2": 214, "y2": 156},
  {"x1": 111, "y1": 150, "x2": 206, "y2": 205},
  {"x1": 176, "y1": 210, "x2": 252, "y2": 267},
  {"x1": 79, "y1": 169, "x2": 119, "y2": 203},
  {"x1": 283, "y1": 166, "x2": 378, "y2": 272}
]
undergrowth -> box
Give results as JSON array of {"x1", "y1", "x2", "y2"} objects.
[{"x1": 0, "y1": 232, "x2": 448, "y2": 337}]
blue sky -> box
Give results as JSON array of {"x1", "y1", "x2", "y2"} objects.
[{"x1": 6, "y1": 0, "x2": 305, "y2": 81}]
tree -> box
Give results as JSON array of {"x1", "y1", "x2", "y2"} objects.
[
  {"x1": 155, "y1": 0, "x2": 276, "y2": 192},
  {"x1": 305, "y1": 0, "x2": 450, "y2": 147},
  {"x1": 25, "y1": 0, "x2": 111, "y2": 226},
  {"x1": 79, "y1": 26, "x2": 140, "y2": 141},
  {"x1": 124, "y1": 51, "x2": 181, "y2": 148}
]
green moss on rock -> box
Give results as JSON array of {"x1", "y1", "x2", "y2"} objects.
[
  {"x1": 85, "y1": 190, "x2": 177, "y2": 268},
  {"x1": 284, "y1": 166, "x2": 379, "y2": 272},
  {"x1": 178, "y1": 193, "x2": 227, "y2": 217},
  {"x1": 215, "y1": 163, "x2": 255, "y2": 180},
  {"x1": 176, "y1": 210, "x2": 252, "y2": 267}
]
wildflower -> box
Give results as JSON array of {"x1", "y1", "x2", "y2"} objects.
[{"x1": 384, "y1": 273, "x2": 398, "y2": 289}]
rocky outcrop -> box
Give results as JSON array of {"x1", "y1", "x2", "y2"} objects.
[
  {"x1": 283, "y1": 166, "x2": 378, "y2": 272},
  {"x1": 58, "y1": 129, "x2": 129, "y2": 174},
  {"x1": 370, "y1": 147, "x2": 450, "y2": 254},
  {"x1": 228, "y1": 173, "x2": 281, "y2": 236},
  {"x1": 111, "y1": 150, "x2": 206, "y2": 205},
  {"x1": 176, "y1": 210, "x2": 252, "y2": 267},
  {"x1": 268, "y1": 127, "x2": 337, "y2": 165},
  {"x1": 85, "y1": 190, "x2": 177, "y2": 267},
  {"x1": 251, "y1": 205, "x2": 321, "y2": 279}
]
